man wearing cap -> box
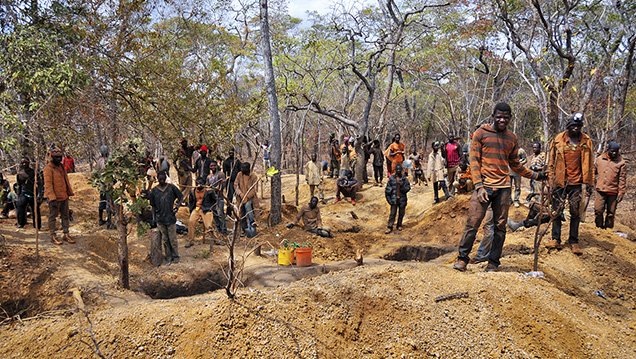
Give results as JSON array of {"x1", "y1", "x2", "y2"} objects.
[
  {"x1": 44, "y1": 148, "x2": 75, "y2": 245},
  {"x1": 546, "y1": 113, "x2": 594, "y2": 254},
  {"x1": 594, "y1": 141, "x2": 626, "y2": 229},
  {"x1": 192, "y1": 145, "x2": 212, "y2": 181},
  {"x1": 340, "y1": 138, "x2": 352, "y2": 177},
  {"x1": 329, "y1": 137, "x2": 341, "y2": 178},
  {"x1": 175, "y1": 138, "x2": 195, "y2": 205}
]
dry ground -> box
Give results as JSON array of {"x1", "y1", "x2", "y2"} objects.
[{"x1": 1, "y1": 169, "x2": 635, "y2": 358}]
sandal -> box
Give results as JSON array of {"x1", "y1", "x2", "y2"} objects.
[{"x1": 385, "y1": 228, "x2": 392, "y2": 234}]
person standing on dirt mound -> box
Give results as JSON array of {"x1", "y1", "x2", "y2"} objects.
[
  {"x1": 427, "y1": 141, "x2": 451, "y2": 204},
  {"x1": 387, "y1": 133, "x2": 405, "y2": 174},
  {"x1": 594, "y1": 141, "x2": 626, "y2": 230},
  {"x1": 526, "y1": 142, "x2": 546, "y2": 202},
  {"x1": 305, "y1": 153, "x2": 325, "y2": 204},
  {"x1": 442, "y1": 132, "x2": 462, "y2": 196},
  {"x1": 192, "y1": 145, "x2": 212, "y2": 182},
  {"x1": 149, "y1": 171, "x2": 184, "y2": 265},
  {"x1": 546, "y1": 113, "x2": 594, "y2": 255},
  {"x1": 335, "y1": 170, "x2": 358, "y2": 205},
  {"x1": 385, "y1": 164, "x2": 411, "y2": 234},
  {"x1": 329, "y1": 135, "x2": 341, "y2": 178},
  {"x1": 44, "y1": 147, "x2": 76, "y2": 246},
  {"x1": 370, "y1": 140, "x2": 385, "y2": 185},
  {"x1": 175, "y1": 138, "x2": 195, "y2": 205},
  {"x1": 454, "y1": 103, "x2": 544, "y2": 272},
  {"x1": 234, "y1": 162, "x2": 259, "y2": 234},
  {"x1": 95, "y1": 145, "x2": 113, "y2": 228},
  {"x1": 207, "y1": 160, "x2": 228, "y2": 234},
  {"x1": 223, "y1": 148, "x2": 242, "y2": 215},
  {"x1": 16, "y1": 158, "x2": 42, "y2": 229},
  {"x1": 185, "y1": 177, "x2": 217, "y2": 248},
  {"x1": 287, "y1": 196, "x2": 332, "y2": 237}
]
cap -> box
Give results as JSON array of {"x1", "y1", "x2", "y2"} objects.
[
  {"x1": 349, "y1": 137, "x2": 355, "y2": 143},
  {"x1": 608, "y1": 141, "x2": 620, "y2": 151},
  {"x1": 200, "y1": 145, "x2": 208, "y2": 153}
]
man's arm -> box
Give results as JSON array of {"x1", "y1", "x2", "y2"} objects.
[
  {"x1": 316, "y1": 208, "x2": 323, "y2": 228},
  {"x1": 292, "y1": 206, "x2": 305, "y2": 225},
  {"x1": 509, "y1": 144, "x2": 538, "y2": 180},
  {"x1": 469, "y1": 134, "x2": 484, "y2": 189}
]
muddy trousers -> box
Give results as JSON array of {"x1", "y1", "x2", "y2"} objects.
[
  {"x1": 473, "y1": 208, "x2": 495, "y2": 262},
  {"x1": 447, "y1": 165, "x2": 458, "y2": 195},
  {"x1": 329, "y1": 160, "x2": 340, "y2": 178},
  {"x1": 594, "y1": 191, "x2": 617, "y2": 229},
  {"x1": 510, "y1": 173, "x2": 521, "y2": 203},
  {"x1": 48, "y1": 199, "x2": 70, "y2": 237},
  {"x1": 188, "y1": 209, "x2": 214, "y2": 243},
  {"x1": 526, "y1": 180, "x2": 541, "y2": 202},
  {"x1": 433, "y1": 181, "x2": 450, "y2": 201},
  {"x1": 213, "y1": 197, "x2": 227, "y2": 233},
  {"x1": 551, "y1": 185, "x2": 582, "y2": 244},
  {"x1": 309, "y1": 184, "x2": 324, "y2": 200},
  {"x1": 458, "y1": 187, "x2": 511, "y2": 267},
  {"x1": 336, "y1": 186, "x2": 356, "y2": 200},
  {"x1": 178, "y1": 172, "x2": 192, "y2": 204},
  {"x1": 387, "y1": 204, "x2": 406, "y2": 229},
  {"x1": 373, "y1": 165, "x2": 383, "y2": 183},
  {"x1": 158, "y1": 223, "x2": 179, "y2": 261}
]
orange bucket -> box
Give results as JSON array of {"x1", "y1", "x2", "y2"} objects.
[{"x1": 295, "y1": 247, "x2": 312, "y2": 267}]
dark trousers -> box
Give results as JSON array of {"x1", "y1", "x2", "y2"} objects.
[
  {"x1": 17, "y1": 194, "x2": 41, "y2": 228},
  {"x1": 213, "y1": 197, "x2": 227, "y2": 233},
  {"x1": 523, "y1": 202, "x2": 550, "y2": 228},
  {"x1": 1, "y1": 200, "x2": 15, "y2": 216},
  {"x1": 433, "y1": 181, "x2": 450, "y2": 201},
  {"x1": 226, "y1": 180, "x2": 235, "y2": 215},
  {"x1": 458, "y1": 187, "x2": 511, "y2": 266},
  {"x1": 387, "y1": 204, "x2": 406, "y2": 229},
  {"x1": 594, "y1": 191, "x2": 617, "y2": 229},
  {"x1": 330, "y1": 160, "x2": 340, "y2": 178},
  {"x1": 551, "y1": 185, "x2": 582, "y2": 243},
  {"x1": 526, "y1": 179, "x2": 541, "y2": 202},
  {"x1": 336, "y1": 185, "x2": 356, "y2": 200},
  {"x1": 48, "y1": 198, "x2": 70, "y2": 236},
  {"x1": 373, "y1": 164, "x2": 383, "y2": 183}
]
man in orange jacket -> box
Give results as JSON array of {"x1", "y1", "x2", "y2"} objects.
[
  {"x1": 44, "y1": 147, "x2": 75, "y2": 245},
  {"x1": 594, "y1": 141, "x2": 626, "y2": 229}
]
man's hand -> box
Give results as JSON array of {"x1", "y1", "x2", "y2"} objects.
[
  {"x1": 617, "y1": 195, "x2": 623, "y2": 203},
  {"x1": 286, "y1": 223, "x2": 294, "y2": 229},
  {"x1": 535, "y1": 172, "x2": 546, "y2": 181},
  {"x1": 476, "y1": 187, "x2": 489, "y2": 203},
  {"x1": 173, "y1": 205, "x2": 180, "y2": 214},
  {"x1": 586, "y1": 185, "x2": 593, "y2": 197},
  {"x1": 49, "y1": 200, "x2": 58, "y2": 208}
]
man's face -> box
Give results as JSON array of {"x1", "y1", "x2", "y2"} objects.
[
  {"x1": 241, "y1": 163, "x2": 250, "y2": 175},
  {"x1": 433, "y1": 144, "x2": 440, "y2": 152},
  {"x1": 532, "y1": 144, "x2": 541, "y2": 155},
  {"x1": 448, "y1": 133, "x2": 454, "y2": 142},
  {"x1": 567, "y1": 124, "x2": 582, "y2": 138},
  {"x1": 210, "y1": 162, "x2": 218, "y2": 173},
  {"x1": 51, "y1": 156, "x2": 63, "y2": 165},
  {"x1": 181, "y1": 140, "x2": 187, "y2": 148},
  {"x1": 395, "y1": 134, "x2": 401, "y2": 143},
  {"x1": 459, "y1": 162, "x2": 467, "y2": 171},
  {"x1": 158, "y1": 175, "x2": 167, "y2": 185},
  {"x1": 200, "y1": 150, "x2": 207, "y2": 158},
  {"x1": 21, "y1": 160, "x2": 30, "y2": 170},
  {"x1": 395, "y1": 165, "x2": 403, "y2": 176},
  {"x1": 309, "y1": 197, "x2": 318, "y2": 209},
  {"x1": 228, "y1": 150, "x2": 234, "y2": 159},
  {"x1": 197, "y1": 180, "x2": 204, "y2": 190},
  {"x1": 492, "y1": 110, "x2": 511, "y2": 132},
  {"x1": 311, "y1": 154, "x2": 317, "y2": 162},
  {"x1": 609, "y1": 148, "x2": 619, "y2": 159}
]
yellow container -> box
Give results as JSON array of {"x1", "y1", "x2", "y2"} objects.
[{"x1": 278, "y1": 248, "x2": 294, "y2": 265}]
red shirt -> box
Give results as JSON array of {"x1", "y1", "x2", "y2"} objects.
[{"x1": 445, "y1": 142, "x2": 461, "y2": 167}]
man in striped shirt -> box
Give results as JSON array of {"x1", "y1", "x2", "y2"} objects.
[{"x1": 454, "y1": 103, "x2": 544, "y2": 272}]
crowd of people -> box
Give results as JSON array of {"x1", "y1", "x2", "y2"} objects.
[{"x1": 0, "y1": 102, "x2": 628, "y2": 270}]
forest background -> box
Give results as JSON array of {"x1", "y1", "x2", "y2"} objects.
[{"x1": 1, "y1": 0, "x2": 635, "y2": 193}]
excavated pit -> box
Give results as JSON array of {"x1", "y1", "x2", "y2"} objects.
[
  {"x1": 140, "y1": 270, "x2": 227, "y2": 299},
  {"x1": 382, "y1": 245, "x2": 455, "y2": 262}
]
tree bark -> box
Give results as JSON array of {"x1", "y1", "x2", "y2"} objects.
[
  {"x1": 260, "y1": 0, "x2": 282, "y2": 225},
  {"x1": 150, "y1": 228, "x2": 163, "y2": 267},
  {"x1": 115, "y1": 204, "x2": 129, "y2": 289}
]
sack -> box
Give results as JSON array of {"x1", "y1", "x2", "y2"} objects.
[{"x1": 175, "y1": 219, "x2": 188, "y2": 234}]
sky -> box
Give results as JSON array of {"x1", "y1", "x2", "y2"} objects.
[{"x1": 287, "y1": 0, "x2": 373, "y2": 21}]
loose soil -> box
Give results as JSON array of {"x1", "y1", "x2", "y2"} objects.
[{"x1": 1, "y1": 170, "x2": 636, "y2": 358}]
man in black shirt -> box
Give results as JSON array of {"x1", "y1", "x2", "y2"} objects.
[
  {"x1": 16, "y1": 158, "x2": 42, "y2": 229},
  {"x1": 149, "y1": 171, "x2": 184, "y2": 265}
]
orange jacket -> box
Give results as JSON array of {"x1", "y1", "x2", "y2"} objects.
[
  {"x1": 43, "y1": 162, "x2": 74, "y2": 202},
  {"x1": 595, "y1": 153, "x2": 626, "y2": 198},
  {"x1": 547, "y1": 131, "x2": 594, "y2": 187}
]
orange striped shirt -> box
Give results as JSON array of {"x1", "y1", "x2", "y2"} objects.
[{"x1": 470, "y1": 124, "x2": 537, "y2": 189}]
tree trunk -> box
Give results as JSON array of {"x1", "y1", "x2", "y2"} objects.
[
  {"x1": 260, "y1": 0, "x2": 282, "y2": 226},
  {"x1": 115, "y1": 204, "x2": 130, "y2": 289},
  {"x1": 150, "y1": 228, "x2": 163, "y2": 267}
]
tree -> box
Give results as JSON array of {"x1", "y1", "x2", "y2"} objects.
[
  {"x1": 260, "y1": 0, "x2": 282, "y2": 225},
  {"x1": 89, "y1": 138, "x2": 149, "y2": 289}
]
